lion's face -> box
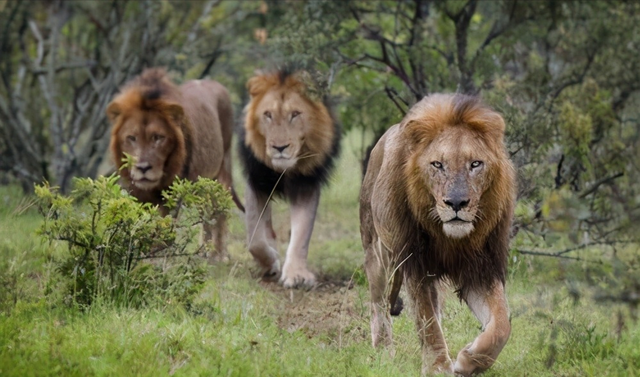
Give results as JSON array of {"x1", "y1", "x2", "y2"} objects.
[
  {"x1": 252, "y1": 89, "x2": 314, "y2": 172},
  {"x1": 414, "y1": 126, "x2": 495, "y2": 239},
  {"x1": 244, "y1": 71, "x2": 335, "y2": 176},
  {"x1": 114, "y1": 111, "x2": 177, "y2": 191}
]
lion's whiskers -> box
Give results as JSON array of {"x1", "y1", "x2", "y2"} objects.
[
  {"x1": 428, "y1": 207, "x2": 441, "y2": 222},
  {"x1": 474, "y1": 211, "x2": 486, "y2": 221},
  {"x1": 297, "y1": 152, "x2": 319, "y2": 161}
]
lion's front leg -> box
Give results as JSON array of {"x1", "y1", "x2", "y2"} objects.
[
  {"x1": 245, "y1": 185, "x2": 280, "y2": 280},
  {"x1": 454, "y1": 283, "x2": 511, "y2": 377},
  {"x1": 280, "y1": 188, "x2": 319, "y2": 288},
  {"x1": 407, "y1": 279, "x2": 454, "y2": 376}
]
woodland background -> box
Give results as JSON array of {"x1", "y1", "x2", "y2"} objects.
[{"x1": 1, "y1": 1, "x2": 640, "y2": 376}]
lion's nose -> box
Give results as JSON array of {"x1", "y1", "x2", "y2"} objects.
[
  {"x1": 272, "y1": 144, "x2": 290, "y2": 153},
  {"x1": 444, "y1": 198, "x2": 470, "y2": 212},
  {"x1": 135, "y1": 162, "x2": 152, "y2": 174}
]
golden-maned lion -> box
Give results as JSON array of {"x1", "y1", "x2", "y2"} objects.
[
  {"x1": 107, "y1": 68, "x2": 241, "y2": 259},
  {"x1": 239, "y1": 69, "x2": 341, "y2": 288},
  {"x1": 360, "y1": 94, "x2": 516, "y2": 376}
]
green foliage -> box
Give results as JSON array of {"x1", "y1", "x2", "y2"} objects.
[{"x1": 34, "y1": 174, "x2": 231, "y2": 308}]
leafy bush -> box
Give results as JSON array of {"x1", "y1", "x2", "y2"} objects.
[{"x1": 35, "y1": 174, "x2": 231, "y2": 308}]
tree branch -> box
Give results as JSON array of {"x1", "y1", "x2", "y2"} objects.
[
  {"x1": 516, "y1": 249, "x2": 600, "y2": 262},
  {"x1": 579, "y1": 172, "x2": 624, "y2": 199}
]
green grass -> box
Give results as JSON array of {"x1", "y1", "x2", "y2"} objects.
[{"x1": 1, "y1": 132, "x2": 639, "y2": 376}]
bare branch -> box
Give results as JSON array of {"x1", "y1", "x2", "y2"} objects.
[
  {"x1": 579, "y1": 172, "x2": 624, "y2": 199},
  {"x1": 445, "y1": 0, "x2": 479, "y2": 93},
  {"x1": 516, "y1": 249, "x2": 600, "y2": 263},
  {"x1": 384, "y1": 86, "x2": 408, "y2": 115}
]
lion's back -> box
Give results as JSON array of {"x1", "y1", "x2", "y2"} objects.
[{"x1": 180, "y1": 80, "x2": 233, "y2": 180}]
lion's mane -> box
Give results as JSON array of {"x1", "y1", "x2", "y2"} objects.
[{"x1": 238, "y1": 69, "x2": 341, "y2": 200}]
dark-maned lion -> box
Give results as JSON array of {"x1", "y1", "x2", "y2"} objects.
[
  {"x1": 239, "y1": 69, "x2": 341, "y2": 288},
  {"x1": 360, "y1": 94, "x2": 516, "y2": 376},
  {"x1": 107, "y1": 68, "x2": 241, "y2": 260}
]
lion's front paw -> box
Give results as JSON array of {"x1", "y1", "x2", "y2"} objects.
[
  {"x1": 280, "y1": 265, "x2": 316, "y2": 288},
  {"x1": 453, "y1": 345, "x2": 494, "y2": 377},
  {"x1": 422, "y1": 358, "x2": 454, "y2": 376},
  {"x1": 260, "y1": 259, "x2": 281, "y2": 282}
]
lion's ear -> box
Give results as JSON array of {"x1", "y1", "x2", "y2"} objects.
[
  {"x1": 404, "y1": 119, "x2": 431, "y2": 148},
  {"x1": 247, "y1": 75, "x2": 268, "y2": 98},
  {"x1": 290, "y1": 71, "x2": 321, "y2": 101},
  {"x1": 163, "y1": 103, "x2": 185, "y2": 123},
  {"x1": 106, "y1": 101, "x2": 121, "y2": 123}
]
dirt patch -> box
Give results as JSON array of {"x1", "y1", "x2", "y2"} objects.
[{"x1": 262, "y1": 279, "x2": 370, "y2": 343}]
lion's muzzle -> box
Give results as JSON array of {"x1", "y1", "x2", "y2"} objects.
[
  {"x1": 439, "y1": 174, "x2": 476, "y2": 238},
  {"x1": 267, "y1": 143, "x2": 299, "y2": 171},
  {"x1": 129, "y1": 161, "x2": 162, "y2": 190}
]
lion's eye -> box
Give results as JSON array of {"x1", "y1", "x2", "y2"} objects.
[
  {"x1": 152, "y1": 134, "x2": 165, "y2": 142},
  {"x1": 471, "y1": 161, "x2": 483, "y2": 169},
  {"x1": 127, "y1": 135, "x2": 136, "y2": 142},
  {"x1": 264, "y1": 111, "x2": 272, "y2": 119},
  {"x1": 291, "y1": 111, "x2": 301, "y2": 120},
  {"x1": 431, "y1": 161, "x2": 443, "y2": 170}
]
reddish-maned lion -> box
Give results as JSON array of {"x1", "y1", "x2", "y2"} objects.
[
  {"x1": 107, "y1": 68, "x2": 241, "y2": 260},
  {"x1": 360, "y1": 94, "x2": 516, "y2": 376},
  {"x1": 239, "y1": 69, "x2": 340, "y2": 288}
]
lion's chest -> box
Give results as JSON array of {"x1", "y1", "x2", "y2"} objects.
[{"x1": 239, "y1": 139, "x2": 332, "y2": 201}]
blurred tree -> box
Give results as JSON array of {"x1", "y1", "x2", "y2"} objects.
[{"x1": 0, "y1": 0, "x2": 230, "y2": 193}]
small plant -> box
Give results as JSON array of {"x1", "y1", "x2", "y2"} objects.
[{"x1": 35, "y1": 174, "x2": 231, "y2": 308}]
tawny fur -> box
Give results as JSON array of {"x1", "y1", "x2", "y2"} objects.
[
  {"x1": 107, "y1": 68, "x2": 239, "y2": 259},
  {"x1": 239, "y1": 69, "x2": 340, "y2": 288},
  {"x1": 360, "y1": 93, "x2": 516, "y2": 376}
]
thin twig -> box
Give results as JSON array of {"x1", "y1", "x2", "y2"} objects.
[
  {"x1": 579, "y1": 172, "x2": 624, "y2": 199},
  {"x1": 516, "y1": 249, "x2": 601, "y2": 263}
]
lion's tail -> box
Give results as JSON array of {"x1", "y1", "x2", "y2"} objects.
[
  {"x1": 390, "y1": 297, "x2": 404, "y2": 316},
  {"x1": 389, "y1": 269, "x2": 404, "y2": 316},
  {"x1": 230, "y1": 186, "x2": 245, "y2": 213}
]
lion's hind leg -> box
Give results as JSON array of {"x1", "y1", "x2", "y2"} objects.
[
  {"x1": 364, "y1": 237, "x2": 396, "y2": 349},
  {"x1": 454, "y1": 283, "x2": 511, "y2": 377},
  {"x1": 203, "y1": 212, "x2": 228, "y2": 263}
]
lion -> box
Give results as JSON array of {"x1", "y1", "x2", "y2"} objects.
[
  {"x1": 360, "y1": 93, "x2": 516, "y2": 376},
  {"x1": 106, "y1": 68, "x2": 242, "y2": 260},
  {"x1": 239, "y1": 69, "x2": 341, "y2": 288}
]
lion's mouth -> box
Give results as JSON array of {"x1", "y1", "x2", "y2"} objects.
[
  {"x1": 132, "y1": 177, "x2": 159, "y2": 189},
  {"x1": 270, "y1": 157, "x2": 297, "y2": 172},
  {"x1": 446, "y1": 217, "x2": 471, "y2": 224},
  {"x1": 442, "y1": 218, "x2": 475, "y2": 239},
  {"x1": 135, "y1": 177, "x2": 158, "y2": 183}
]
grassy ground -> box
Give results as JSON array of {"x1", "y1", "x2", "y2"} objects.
[{"x1": 1, "y1": 133, "x2": 639, "y2": 376}]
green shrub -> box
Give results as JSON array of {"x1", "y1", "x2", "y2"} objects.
[{"x1": 34, "y1": 174, "x2": 231, "y2": 308}]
